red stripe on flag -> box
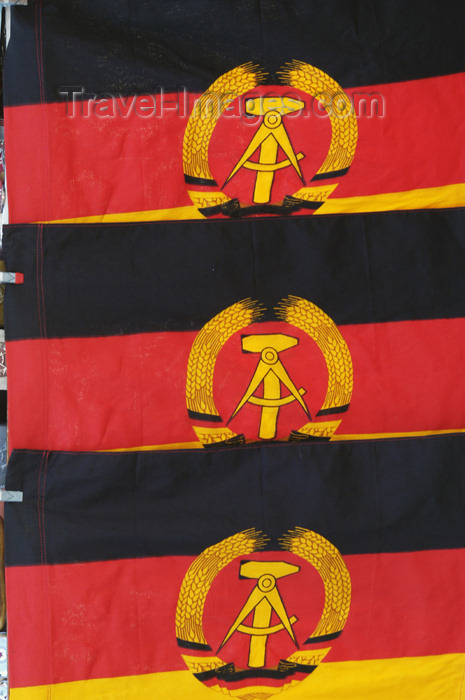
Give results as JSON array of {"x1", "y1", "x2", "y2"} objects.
[
  {"x1": 6, "y1": 317, "x2": 465, "y2": 452},
  {"x1": 6, "y1": 548, "x2": 465, "y2": 688},
  {"x1": 4, "y1": 73, "x2": 464, "y2": 223}
]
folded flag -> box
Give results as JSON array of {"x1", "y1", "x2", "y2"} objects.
[
  {"x1": 4, "y1": 0, "x2": 465, "y2": 223},
  {"x1": 4, "y1": 209, "x2": 465, "y2": 452},
  {"x1": 5, "y1": 439, "x2": 465, "y2": 699}
]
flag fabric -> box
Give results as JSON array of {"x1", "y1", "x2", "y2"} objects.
[
  {"x1": 3, "y1": 1, "x2": 465, "y2": 700},
  {"x1": 4, "y1": 209, "x2": 465, "y2": 452},
  {"x1": 3, "y1": 0, "x2": 465, "y2": 224},
  {"x1": 5, "y1": 442, "x2": 465, "y2": 699}
]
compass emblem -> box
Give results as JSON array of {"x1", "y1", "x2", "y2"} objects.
[
  {"x1": 176, "y1": 527, "x2": 351, "y2": 698},
  {"x1": 228, "y1": 333, "x2": 310, "y2": 440},
  {"x1": 224, "y1": 96, "x2": 305, "y2": 204},
  {"x1": 186, "y1": 296, "x2": 353, "y2": 447},
  {"x1": 183, "y1": 60, "x2": 358, "y2": 217},
  {"x1": 219, "y1": 560, "x2": 300, "y2": 668}
]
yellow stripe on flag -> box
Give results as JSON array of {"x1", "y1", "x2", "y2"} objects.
[
  {"x1": 10, "y1": 654, "x2": 465, "y2": 700},
  {"x1": 100, "y1": 428, "x2": 465, "y2": 453},
  {"x1": 40, "y1": 205, "x2": 205, "y2": 225},
  {"x1": 316, "y1": 183, "x2": 465, "y2": 215},
  {"x1": 40, "y1": 183, "x2": 465, "y2": 225}
]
